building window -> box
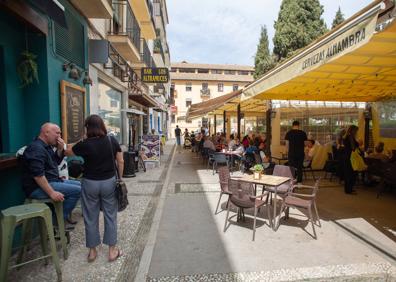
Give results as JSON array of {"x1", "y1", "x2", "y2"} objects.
[
  {"x1": 233, "y1": 84, "x2": 239, "y2": 91},
  {"x1": 98, "y1": 81, "x2": 122, "y2": 143},
  {"x1": 186, "y1": 82, "x2": 192, "y2": 91},
  {"x1": 179, "y1": 68, "x2": 195, "y2": 73},
  {"x1": 198, "y1": 69, "x2": 209, "y2": 73},
  {"x1": 186, "y1": 98, "x2": 192, "y2": 107},
  {"x1": 171, "y1": 82, "x2": 175, "y2": 89},
  {"x1": 171, "y1": 114, "x2": 175, "y2": 123},
  {"x1": 238, "y1": 70, "x2": 249, "y2": 75},
  {"x1": 224, "y1": 70, "x2": 236, "y2": 75},
  {"x1": 170, "y1": 68, "x2": 177, "y2": 72},
  {"x1": 202, "y1": 82, "x2": 208, "y2": 90},
  {"x1": 218, "y1": 83, "x2": 224, "y2": 92},
  {"x1": 212, "y1": 69, "x2": 222, "y2": 74}
]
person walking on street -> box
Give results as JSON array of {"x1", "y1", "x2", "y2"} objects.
[
  {"x1": 285, "y1": 120, "x2": 307, "y2": 183},
  {"x1": 175, "y1": 125, "x2": 181, "y2": 146},
  {"x1": 342, "y1": 125, "x2": 359, "y2": 194},
  {"x1": 66, "y1": 115, "x2": 124, "y2": 262}
]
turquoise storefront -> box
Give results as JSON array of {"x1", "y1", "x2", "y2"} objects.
[{"x1": 0, "y1": 0, "x2": 89, "y2": 211}]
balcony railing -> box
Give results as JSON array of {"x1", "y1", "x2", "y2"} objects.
[
  {"x1": 146, "y1": 0, "x2": 155, "y2": 27},
  {"x1": 153, "y1": 0, "x2": 166, "y2": 37},
  {"x1": 140, "y1": 38, "x2": 152, "y2": 67},
  {"x1": 110, "y1": 0, "x2": 141, "y2": 52},
  {"x1": 104, "y1": 43, "x2": 144, "y2": 94},
  {"x1": 200, "y1": 88, "x2": 211, "y2": 97}
]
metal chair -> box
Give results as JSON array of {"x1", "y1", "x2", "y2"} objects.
[
  {"x1": 279, "y1": 179, "x2": 321, "y2": 239},
  {"x1": 212, "y1": 153, "x2": 229, "y2": 175},
  {"x1": 223, "y1": 179, "x2": 271, "y2": 241},
  {"x1": 215, "y1": 166, "x2": 232, "y2": 214}
]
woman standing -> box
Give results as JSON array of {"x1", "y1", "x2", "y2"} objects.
[
  {"x1": 342, "y1": 125, "x2": 359, "y2": 194},
  {"x1": 66, "y1": 115, "x2": 124, "y2": 262}
]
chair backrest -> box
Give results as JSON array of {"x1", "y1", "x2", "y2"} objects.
[
  {"x1": 228, "y1": 179, "x2": 255, "y2": 207},
  {"x1": 214, "y1": 153, "x2": 228, "y2": 163},
  {"x1": 273, "y1": 164, "x2": 295, "y2": 179},
  {"x1": 218, "y1": 166, "x2": 230, "y2": 192}
]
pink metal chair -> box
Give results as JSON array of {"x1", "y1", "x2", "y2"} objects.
[
  {"x1": 223, "y1": 179, "x2": 271, "y2": 241},
  {"x1": 215, "y1": 166, "x2": 232, "y2": 214},
  {"x1": 279, "y1": 179, "x2": 321, "y2": 239}
]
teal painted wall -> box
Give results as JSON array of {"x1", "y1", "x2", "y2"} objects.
[{"x1": 0, "y1": 2, "x2": 89, "y2": 211}]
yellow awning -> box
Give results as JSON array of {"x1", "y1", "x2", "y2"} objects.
[{"x1": 243, "y1": 0, "x2": 396, "y2": 102}]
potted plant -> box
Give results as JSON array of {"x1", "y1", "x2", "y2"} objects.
[
  {"x1": 251, "y1": 164, "x2": 264, "y2": 180},
  {"x1": 17, "y1": 50, "x2": 39, "y2": 88}
]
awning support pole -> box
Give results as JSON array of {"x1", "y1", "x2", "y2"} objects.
[
  {"x1": 266, "y1": 100, "x2": 272, "y2": 157},
  {"x1": 237, "y1": 103, "x2": 241, "y2": 139},
  {"x1": 214, "y1": 114, "x2": 217, "y2": 134},
  {"x1": 223, "y1": 111, "x2": 226, "y2": 135}
]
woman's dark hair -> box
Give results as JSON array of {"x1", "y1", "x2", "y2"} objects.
[
  {"x1": 346, "y1": 125, "x2": 359, "y2": 138},
  {"x1": 85, "y1": 114, "x2": 107, "y2": 138}
]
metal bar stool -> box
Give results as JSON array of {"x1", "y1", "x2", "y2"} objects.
[
  {"x1": 0, "y1": 203, "x2": 62, "y2": 282},
  {"x1": 19, "y1": 198, "x2": 69, "y2": 261}
]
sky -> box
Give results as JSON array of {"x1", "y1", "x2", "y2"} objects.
[{"x1": 167, "y1": 0, "x2": 374, "y2": 66}]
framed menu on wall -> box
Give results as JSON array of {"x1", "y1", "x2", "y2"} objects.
[{"x1": 60, "y1": 80, "x2": 86, "y2": 143}]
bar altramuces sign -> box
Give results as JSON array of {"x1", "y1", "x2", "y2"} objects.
[
  {"x1": 141, "y1": 68, "x2": 169, "y2": 83},
  {"x1": 60, "y1": 80, "x2": 86, "y2": 143}
]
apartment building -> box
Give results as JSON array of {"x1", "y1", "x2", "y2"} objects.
[
  {"x1": 81, "y1": 0, "x2": 171, "y2": 148},
  {"x1": 170, "y1": 62, "x2": 254, "y2": 136}
]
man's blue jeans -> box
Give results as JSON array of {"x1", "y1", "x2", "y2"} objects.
[
  {"x1": 30, "y1": 179, "x2": 81, "y2": 220},
  {"x1": 176, "y1": 136, "x2": 181, "y2": 145}
]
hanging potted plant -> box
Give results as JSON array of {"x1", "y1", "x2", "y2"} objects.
[{"x1": 17, "y1": 50, "x2": 39, "y2": 88}]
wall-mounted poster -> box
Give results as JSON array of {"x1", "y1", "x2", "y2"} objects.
[
  {"x1": 141, "y1": 135, "x2": 161, "y2": 164},
  {"x1": 60, "y1": 80, "x2": 86, "y2": 143}
]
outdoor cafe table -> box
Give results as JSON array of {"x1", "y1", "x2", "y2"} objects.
[{"x1": 230, "y1": 174, "x2": 291, "y2": 230}]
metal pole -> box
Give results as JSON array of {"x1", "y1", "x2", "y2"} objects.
[
  {"x1": 214, "y1": 114, "x2": 217, "y2": 134},
  {"x1": 237, "y1": 103, "x2": 241, "y2": 139},
  {"x1": 266, "y1": 100, "x2": 272, "y2": 157},
  {"x1": 223, "y1": 110, "x2": 226, "y2": 135}
]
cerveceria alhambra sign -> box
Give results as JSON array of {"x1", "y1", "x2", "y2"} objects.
[
  {"x1": 302, "y1": 27, "x2": 366, "y2": 70},
  {"x1": 141, "y1": 68, "x2": 169, "y2": 83}
]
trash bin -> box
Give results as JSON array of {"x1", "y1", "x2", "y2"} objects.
[{"x1": 123, "y1": 151, "x2": 136, "y2": 177}]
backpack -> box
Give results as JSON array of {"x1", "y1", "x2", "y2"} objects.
[{"x1": 350, "y1": 149, "x2": 367, "y2": 171}]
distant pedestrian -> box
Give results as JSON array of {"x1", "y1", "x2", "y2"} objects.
[
  {"x1": 175, "y1": 125, "x2": 181, "y2": 145},
  {"x1": 285, "y1": 120, "x2": 307, "y2": 183}
]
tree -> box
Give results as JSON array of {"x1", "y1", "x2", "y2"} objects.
[
  {"x1": 332, "y1": 7, "x2": 345, "y2": 29},
  {"x1": 273, "y1": 0, "x2": 327, "y2": 62},
  {"x1": 254, "y1": 26, "x2": 275, "y2": 79}
]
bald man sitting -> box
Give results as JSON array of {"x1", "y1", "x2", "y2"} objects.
[{"x1": 22, "y1": 123, "x2": 81, "y2": 228}]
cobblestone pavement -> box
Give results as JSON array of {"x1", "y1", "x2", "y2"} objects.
[{"x1": 6, "y1": 140, "x2": 175, "y2": 282}]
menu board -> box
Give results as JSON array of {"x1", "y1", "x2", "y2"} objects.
[
  {"x1": 141, "y1": 135, "x2": 161, "y2": 162},
  {"x1": 60, "y1": 80, "x2": 86, "y2": 143}
]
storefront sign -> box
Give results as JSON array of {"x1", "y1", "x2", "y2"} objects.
[
  {"x1": 141, "y1": 68, "x2": 169, "y2": 83},
  {"x1": 302, "y1": 27, "x2": 366, "y2": 70},
  {"x1": 60, "y1": 80, "x2": 86, "y2": 143}
]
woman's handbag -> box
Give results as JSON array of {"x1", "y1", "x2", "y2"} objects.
[
  {"x1": 350, "y1": 149, "x2": 367, "y2": 172},
  {"x1": 108, "y1": 136, "x2": 129, "y2": 212}
]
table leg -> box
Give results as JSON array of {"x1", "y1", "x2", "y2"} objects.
[{"x1": 273, "y1": 186, "x2": 277, "y2": 231}]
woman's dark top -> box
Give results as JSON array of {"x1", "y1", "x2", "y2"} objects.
[
  {"x1": 343, "y1": 136, "x2": 359, "y2": 158},
  {"x1": 72, "y1": 136, "x2": 121, "y2": 180}
]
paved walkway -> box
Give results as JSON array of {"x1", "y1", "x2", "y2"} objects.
[
  {"x1": 140, "y1": 146, "x2": 396, "y2": 281},
  {"x1": 7, "y1": 140, "x2": 175, "y2": 282},
  {"x1": 6, "y1": 143, "x2": 396, "y2": 281}
]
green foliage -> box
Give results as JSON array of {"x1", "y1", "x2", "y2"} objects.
[
  {"x1": 16, "y1": 50, "x2": 39, "y2": 88},
  {"x1": 331, "y1": 7, "x2": 345, "y2": 29},
  {"x1": 252, "y1": 164, "x2": 264, "y2": 172},
  {"x1": 254, "y1": 26, "x2": 276, "y2": 79},
  {"x1": 273, "y1": 0, "x2": 328, "y2": 61}
]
